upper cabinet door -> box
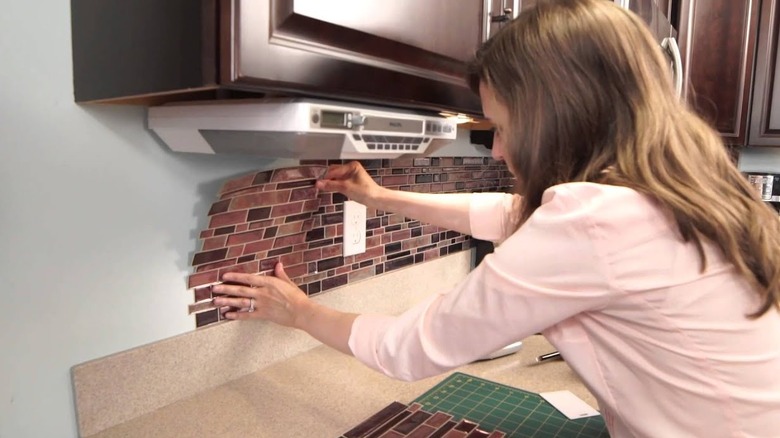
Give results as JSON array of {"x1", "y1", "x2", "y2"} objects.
[
  {"x1": 224, "y1": 0, "x2": 485, "y2": 114},
  {"x1": 749, "y1": 0, "x2": 780, "y2": 146},
  {"x1": 677, "y1": 0, "x2": 760, "y2": 145}
]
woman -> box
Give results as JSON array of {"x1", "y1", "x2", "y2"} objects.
[{"x1": 213, "y1": 0, "x2": 780, "y2": 436}]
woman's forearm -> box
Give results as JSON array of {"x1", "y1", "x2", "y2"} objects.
[
  {"x1": 294, "y1": 300, "x2": 359, "y2": 356},
  {"x1": 371, "y1": 188, "x2": 474, "y2": 235}
]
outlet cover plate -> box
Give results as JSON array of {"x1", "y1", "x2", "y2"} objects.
[{"x1": 343, "y1": 200, "x2": 367, "y2": 257}]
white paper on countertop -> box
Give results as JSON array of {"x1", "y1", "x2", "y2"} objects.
[{"x1": 540, "y1": 390, "x2": 601, "y2": 420}]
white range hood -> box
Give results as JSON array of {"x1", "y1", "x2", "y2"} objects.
[{"x1": 147, "y1": 98, "x2": 458, "y2": 160}]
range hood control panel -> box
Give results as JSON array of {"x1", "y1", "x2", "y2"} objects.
[{"x1": 149, "y1": 98, "x2": 458, "y2": 160}]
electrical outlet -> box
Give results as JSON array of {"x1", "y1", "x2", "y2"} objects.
[{"x1": 342, "y1": 200, "x2": 367, "y2": 257}]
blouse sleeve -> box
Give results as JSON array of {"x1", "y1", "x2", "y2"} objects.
[
  {"x1": 468, "y1": 192, "x2": 520, "y2": 244},
  {"x1": 348, "y1": 184, "x2": 618, "y2": 381}
]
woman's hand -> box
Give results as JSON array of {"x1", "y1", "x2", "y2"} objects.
[
  {"x1": 212, "y1": 262, "x2": 309, "y2": 328},
  {"x1": 212, "y1": 262, "x2": 359, "y2": 356},
  {"x1": 315, "y1": 161, "x2": 383, "y2": 206}
]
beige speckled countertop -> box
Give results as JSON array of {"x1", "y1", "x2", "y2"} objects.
[{"x1": 88, "y1": 335, "x2": 595, "y2": 438}]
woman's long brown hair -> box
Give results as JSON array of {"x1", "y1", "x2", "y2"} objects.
[{"x1": 467, "y1": 0, "x2": 780, "y2": 317}]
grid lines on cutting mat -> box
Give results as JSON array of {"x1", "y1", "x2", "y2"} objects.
[{"x1": 413, "y1": 373, "x2": 609, "y2": 438}]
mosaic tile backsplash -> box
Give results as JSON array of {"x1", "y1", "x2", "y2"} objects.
[{"x1": 189, "y1": 157, "x2": 513, "y2": 327}]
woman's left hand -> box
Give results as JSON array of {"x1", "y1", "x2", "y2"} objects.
[{"x1": 212, "y1": 262, "x2": 309, "y2": 328}]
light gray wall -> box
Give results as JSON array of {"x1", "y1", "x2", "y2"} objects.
[
  {"x1": 0, "y1": 3, "x2": 296, "y2": 437},
  {"x1": 0, "y1": 3, "x2": 488, "y2": 437}
]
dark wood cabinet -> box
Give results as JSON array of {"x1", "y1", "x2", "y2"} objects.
[
  {"x1": 72, "y1": 0, "x2": 487, "y2": 115},
  {"x1": 675, "y1": 0, "x2": 760, "y2": 145},
  {"x1": 749, "y1": 0, "x2": 780, "y2": 146}
]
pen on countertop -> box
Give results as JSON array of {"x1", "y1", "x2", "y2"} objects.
[{"x1": 536, "y1": 350, "x2": 563, "y2": 363}]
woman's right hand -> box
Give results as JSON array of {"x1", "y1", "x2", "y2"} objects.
[{"x1": 315, "y1": 161, "x2": 383, "y2": 206}]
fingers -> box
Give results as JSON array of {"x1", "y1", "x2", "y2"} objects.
[
  {"x1": 315, "y1": 162, "x2": 361, "y2": 193},
  {"x1": 274, "y1": 262, "x2": 292, "y2": 283}
]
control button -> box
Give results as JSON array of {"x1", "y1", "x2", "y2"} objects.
[
  {"x1": 347, "y1": 121, "x2": 352, "y2": 128},
  {"x1": 391, "y1": 144, "x2": 398, "y2": 150},
  {"x1": 443, "y1": 125, "x2": 453, "y2": 133},
  {"x1": 352, "y1": 134, "x2": 361, "y2": 141},
  {"x1": 412, "y1": 145, "x2": 419, "y2": 150},
  {"x1": 405, "y1": 145, "x2": 411, "y2": 150},
  {"x1": 367, "y1": 143, "x2": 376, "y2": 150},
  {"x1": 383, "y1": 144, "x2": 390, "y2": 150},
  {"x1": 312, "y1": 113, "x2": 320, "y2": 124},
  {"x1": 412, "y1": 137, "x2": 423, "y2": 144},
  {"x1": 423, "y1": 138, "x2": 430, "y2": 143},
  {"x1": 363, "y1": 135, "x2": 375, "y2": 142}
]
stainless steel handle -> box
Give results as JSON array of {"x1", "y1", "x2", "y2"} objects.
[
  {"x1": 492, "y1": 8, "x2": 513, "y2": 23},
  {"x1": 661, "y1": 37, "x2": 683, "y2": 97},
  {"x1": 482, "y1": 0, "x2": 492, "y2": 42},
  {"x1": 482, "y1": 0, "x2": 515, "y2": 42}
]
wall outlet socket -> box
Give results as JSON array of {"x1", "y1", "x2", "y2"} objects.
[{"x1": 342, "y1": 200, "x2": 367, "y2": 257}]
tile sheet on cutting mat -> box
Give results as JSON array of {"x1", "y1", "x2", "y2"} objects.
[{"x1": 413, "y1": 372, "x2": 610, "y2": 437}]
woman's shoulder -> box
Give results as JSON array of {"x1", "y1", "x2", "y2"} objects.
[{"x1": 535, "y1": 182, "x2": 668, "y2": 232}]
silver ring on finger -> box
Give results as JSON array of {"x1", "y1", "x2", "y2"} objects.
[{"x1": 248, "y1": 297, "x2": 255, "y2": 313}]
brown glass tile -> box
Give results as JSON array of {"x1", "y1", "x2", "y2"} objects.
[
  {"x1": 322, "y1": 273, "x2": 348, "y2": 291},
  {"x1": 211, "y1": 226, "x2": 233, "y2": 237},
  {"x1": 227, "y1": 245, "x2": 244, "y2": 259},
  {"x1": 280, "y1": 251, "x2": 303, "y2": 266},
  {"x1": 349, "y1": 267, "x2": 374, "y2": 283},
  {"x1": 274, "y1": 232, "x2": 306, "y2": 248},
  {"x1": 342, "y1": 401, "x2": 408, "y2": 438},
  {"x1": 429, "y1": 421, "x2": 457, "y2": 438},
  {"x1": 236, "y1": 255, "x2": 255, "y2": 264},
  {"x1": 441, "y1": 430, "x2": 467, "y2": 438},
  {"x1": 306, "y1": 281, "x2": 321, "y2": 295},
  {"x1": 407, "y1": 424, "x2": 437, "y2": 438},
  {"x1": 195, "y1": 309, "x2": 219, "y2": 327},
  {"x1": 230, "y1": 190, "x2": 291, "y2": 211},
  {"x1": 208, "y1": 211, "x2": 248, "y2": 229},
  {"x1": 202, "y1": 235, "x2": 227, "y2": 251},
  {"x1": 195, "y1": 259, "x2": 236, "y2": 273},
  {"x1": 193, "y1": 286, "x2": 212, "y2": 302},
  {"x1": 308, "y1": 238, "x2": 334, "y2": 249},
  {"x1": 365, "y1": 411, "x2": 413, "y2": 438},
  {"x1": 285, "y1": 212, "x2": 313, "y2": 223},
  {"x1": 276, "y1": 222, "x2": 303, "y2": 237},
  {"x1": 208, "y1": 199, "x2": 231, "y2": 216},
  {"x1": 317, "y1": 256, "x2": 344, "y2": 272},
  {"x1": 271, "y1": 201, "x2": 305, "y2": 218},
  {"x1": 276, "y1": 179, "x2": 315, "y2": 189},
  {"x1": 239, "y1": 240, "x2": 269, "y2": 257},
  {"x1": 453, "y1": 420, "x2": 477, "y2": 433},
  {"x1": 424, "y1": 412, "x2": 452, "y2": 428},
  {"x1": 385, "y1": 255, "x2": 414, "y2": 272},
  {"x1": 378, "y1": 431, "x2": 404, "y2": 438},
  {"x1": 382, "y1": 175, "x2": 410, "y2": 186},
  {"x1": 188, "y1": 300, "x2": 216, "y2": 315},
  {"x1": 465, "y1": 429, "x2": 490, "y2": 438},
  {"x1": 268, "y1": 246, "x2": 293, "y2": 257},
  {"x1": 247, "y1": 170, "x2": 272, "y2": 187},
  {"x1": 393, "y1": 411, "x2": 432, "y2": 435},
  {"x1": 219, "y1": 173, "x2": 256, "y2": 197},
  {"x1": 290, "y1": 186, "x2": 317, "y2": 202},
  {"x1": 485, "y1": 432, "x2": 505, "y2": 438},
  {"x1": 192, "y1": 248, "x2": 228, "y2": 266},
  {"x1": 247, "y1": 206, "x2": 272, "y2": 222}
]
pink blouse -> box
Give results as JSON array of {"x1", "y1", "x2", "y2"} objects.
[{"x1": 348, "y1": 183, "x2": 780, "y2": 438}]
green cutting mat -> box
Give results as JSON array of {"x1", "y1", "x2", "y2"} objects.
[{"x1": 413, "y1": 372, "x2": 609, "y2": 438}]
